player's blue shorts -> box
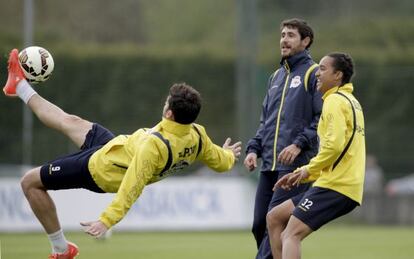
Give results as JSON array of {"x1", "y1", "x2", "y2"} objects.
[
  {"x1": 40, "y1": 123, "x2": 115, "y2": 193},
  {"x1": 291, "y1": 186, "x2": 358, "y2": 231}
]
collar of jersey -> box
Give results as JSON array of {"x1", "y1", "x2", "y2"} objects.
[
  {"x1": 322, "y1": 83, "x2": 354, "y2": 100},
  {"x1": 280, "y1": 49, "x2": 311, "y2": 69},
  {"x1": 159, "y1": 118, "x2": 192, "y2": 136}
]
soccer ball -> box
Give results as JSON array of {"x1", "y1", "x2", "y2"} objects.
[{"x1": 18, "y1": 46, "x2": 54, "y2": 83}]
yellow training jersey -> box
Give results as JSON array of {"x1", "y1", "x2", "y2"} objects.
[
  {"x1": 301, "y1": 83, "x2": 366, "y2": 204},
  {"x1": 88, "y1": 118, "x2": 236, "y2": 228}
]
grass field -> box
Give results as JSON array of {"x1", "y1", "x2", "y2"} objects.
[{"x1": 1, "y1": 225, "x2": 413, "y2": 259}]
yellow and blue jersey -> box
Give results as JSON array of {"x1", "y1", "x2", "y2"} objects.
[
  {"x1": 88, "y1": 118, "x2": 235, "y2": 228},
  {"x1": 301, "y1": 83, "x2": 366, "y2": 204}
]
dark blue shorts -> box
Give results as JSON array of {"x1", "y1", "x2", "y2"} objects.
[
  {"x1": 291, "y1": 187, "x2": 358, "y2": 231},
  {"x1": 40, "y1": 123, "x2": 115, "y2": 193}
]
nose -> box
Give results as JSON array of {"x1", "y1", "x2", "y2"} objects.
[{"x1": 315, "y1": 70, "x2": 320, "y2": 78}]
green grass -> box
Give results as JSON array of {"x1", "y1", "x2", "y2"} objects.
[
  {"x1": 303, "y1": 225, "x2": 414, "y2": 259},
  {"x1": 1, "y1": 225, "x2": 413, "y2": 259}
]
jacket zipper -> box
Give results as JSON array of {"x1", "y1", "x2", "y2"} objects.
[{"x1": 272, "y1": 61, "x2": 290, "y2": 171}]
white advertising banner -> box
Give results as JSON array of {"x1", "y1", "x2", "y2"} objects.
[{"x1": 0, "y1": 176, "x2": 255, "y2": 232}]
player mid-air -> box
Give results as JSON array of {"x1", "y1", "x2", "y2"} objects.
[{"x1": 3, "y1": 48, "x2": 242, "y2": 259}]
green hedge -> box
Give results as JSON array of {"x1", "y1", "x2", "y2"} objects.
[
  {"x1": 0, "y1": 52, "x2": 236, "y2": 165},
  {"x1": 352, "y1": 61, "x2": 414, "y2": 178},
  {"x1": 1, "y1": 49, "x2": 413, "y2": 179}
]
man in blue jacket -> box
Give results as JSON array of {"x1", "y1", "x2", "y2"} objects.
[{"x1": 244, "y1": 18, "x2": 322, "y2": 259}]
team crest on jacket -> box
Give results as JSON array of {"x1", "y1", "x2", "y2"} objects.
[{"x1": 290, "y1": 76, "x2": 302, "y2": 88}]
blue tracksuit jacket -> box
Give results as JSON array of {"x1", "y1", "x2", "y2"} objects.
[{"x1": 246, "y1": 50, "x2": 322, "y2": 172}]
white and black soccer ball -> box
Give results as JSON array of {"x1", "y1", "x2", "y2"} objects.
[{"x1": 18, "y1": 46, "x2": 54, "y2": 83}]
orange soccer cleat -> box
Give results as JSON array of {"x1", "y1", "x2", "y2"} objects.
[
  {"x1": 48, "y1": 242, "x2": 79, "y2": 259},
  {"x1": 3, "y1": 48, "x2": 26, "y2": 96}
]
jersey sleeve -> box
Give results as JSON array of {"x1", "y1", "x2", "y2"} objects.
[
  {"x1": 303, "y1": 95, "x2": 348, "y2": 182},
  {"x1": 99, "y1": 136, "x2": 159, "y2": 228},
  {"x1": 195, "y1": 125, "x2": 235, "y2": 172}
]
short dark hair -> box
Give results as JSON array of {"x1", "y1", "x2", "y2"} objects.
[
  {"x1": 327, "y1": 52, "x2": 354, "y2": 85},
  {"x1": 280, "y1": 18, "x2": 314, "y2": 49},
  {"x1": 167, "y1": 83, "x2": 202, "y2": 124}
]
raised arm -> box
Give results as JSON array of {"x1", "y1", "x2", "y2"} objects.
[{"x1": 196, "y1": 125, "x2": 240, "y2": 172}]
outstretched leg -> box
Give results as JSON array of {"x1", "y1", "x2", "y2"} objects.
[
  {"x1": 27, "y1": 93, "x2": 93, "y2": 148},
  {"x1": 4, "y1": 48, "x2": 92, "y2": 148},
  {"x1": 4, "y1": 49, "x2": 81, "y2": 258}
]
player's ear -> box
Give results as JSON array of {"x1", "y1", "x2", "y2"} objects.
[
  {"x1": 301, "y1": 36, "x2": 310, "y2": 49},
  {"x1": 165, "y1": 110, "x2": 175, "y2": 120},
  {"x1": 335, "y1": 70, "x2": 343, "y2": 83}
]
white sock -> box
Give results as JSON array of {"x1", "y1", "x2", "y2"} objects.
[
  {"x1": 15, "y1": 80, "x2": 37, "y2": 104},
  {"x1": 47, "y1": 229, "x2": 68, "y2": 254}
]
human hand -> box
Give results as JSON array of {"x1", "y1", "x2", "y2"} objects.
[
  {"x1": 223, "y1": 138, "x2": 242, "y2": 161},
  {"x1": 80, "y1": 220, "x2": 108, "y2": 238},
  {"x1": 273, "y1": 167, "x2": 309, "y2": 191},
  {"x1": 244, "y1": 152, "x2": 258, "y2": 172},
  {"x1": 274, "y1": 172, "x2": 294, "y2": 191},
  {"x1": 277, "y1": 144, "x2": 301, "y2": 165}
]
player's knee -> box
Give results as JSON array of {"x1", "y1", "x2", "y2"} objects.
[
  {"x1": 20, "y1": 168, "x2": 41, "y2": 195},
  {"x1": 281, "y1": 228, "x2": 301, "y2": 245},
  {"x1": 266, "y1": 206, "x2": 283, "y2": 229},
  {"x1": 266, "y1": 209, "x2": 276, "y2": 229},
  {"x1": 280, "y1": 229, "x2": 296, "y2": 244},
  {"x1": 60, "y1": 114, "x2": 91, "y2": 134}
]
